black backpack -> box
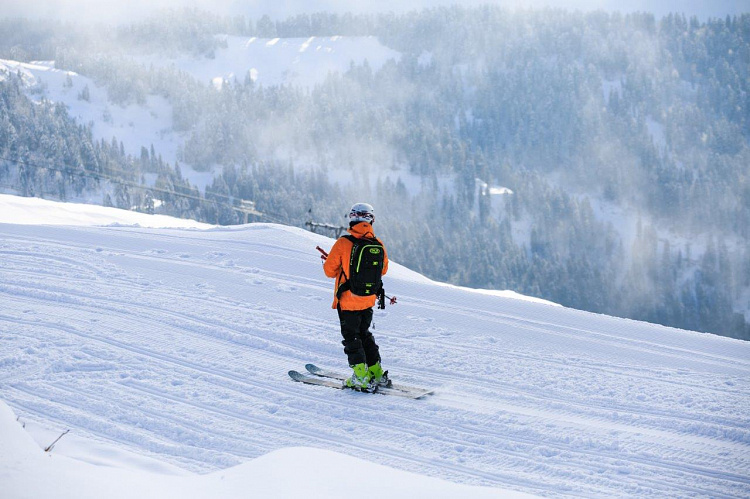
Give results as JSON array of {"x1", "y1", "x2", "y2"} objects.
[{"x1": 337, "y1": 235, "x2": 384, "y2": 298}]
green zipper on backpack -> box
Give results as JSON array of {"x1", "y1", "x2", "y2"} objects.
[{"x1": 356, "y1": 245, "x2": 382, "y2": 272}]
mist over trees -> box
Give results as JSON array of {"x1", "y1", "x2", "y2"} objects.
[{"x1": 0, "y1": 7, "x2": 748, "y2": 339}]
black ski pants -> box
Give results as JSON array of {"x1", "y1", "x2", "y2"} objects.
[{"x1": 337, "y1": 306, "x2": 380, "y2": 367}]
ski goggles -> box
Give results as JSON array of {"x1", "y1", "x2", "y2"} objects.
[{"x1": 349, "y1": 210, "x2": 374, "y2": 222}]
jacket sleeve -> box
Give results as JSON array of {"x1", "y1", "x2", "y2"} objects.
[{"x1": 323, "y1": 239, "x2": 345, "y2": 279}]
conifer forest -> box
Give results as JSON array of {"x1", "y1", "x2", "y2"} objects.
[{"x1": 1, "y1": 8, "x2": 748, "y2": 339}]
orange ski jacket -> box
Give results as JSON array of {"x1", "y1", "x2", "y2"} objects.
[{"x1": 323, "y1": 222, "x2": 389, "y2": 311}]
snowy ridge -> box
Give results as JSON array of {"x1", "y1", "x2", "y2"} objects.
[
  {"x1": 0, "y1": 194, "x2": 212, "y2": 228},
  {"x1": 0, "y1": 196, "x2": 749, "y2": 497}
]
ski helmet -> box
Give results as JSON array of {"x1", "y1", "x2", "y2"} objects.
[{"x1": 349, "y1": 202, "x2": 375, "y2": 224}]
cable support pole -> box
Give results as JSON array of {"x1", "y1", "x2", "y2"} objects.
[{"x1": 0, "y1": 154, "x2": 293, "y2": 226}]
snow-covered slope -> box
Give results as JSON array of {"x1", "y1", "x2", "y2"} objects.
[
  {"x1": 1, "y1": 195, "x2": 749, "y2": 497},
  {"x1": 0, "y1": 58, "x2": 184, "y2": 166},
  {"x1": 139, "y1": 35, "x2": 400, "y2": 89},
  {"x1": 0, "y1": 194, "x2": 212, "y2": 228},
  {"x1": 0, "y1": 34, "x2": 399, "y2": 168}
]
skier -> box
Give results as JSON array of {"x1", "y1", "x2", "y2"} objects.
[{"x1": 323, "y1": 202, "x2": 389, "y2": 390}]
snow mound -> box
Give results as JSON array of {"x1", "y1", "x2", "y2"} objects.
[{"x1": 0, "y1": 401, "x2": 528, "y2": 499}]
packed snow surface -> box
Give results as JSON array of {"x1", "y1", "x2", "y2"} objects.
[
  {"x1": 1, "y1": 403, "x2": 521, "y2": 499},
  {"x1": 1, "y1": 195, "x2": 749, "y2": 497}
]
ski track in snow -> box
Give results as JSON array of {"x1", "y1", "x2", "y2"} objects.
[{"x1": 1, "y1": 223, "x2": 749, "y2": 497}]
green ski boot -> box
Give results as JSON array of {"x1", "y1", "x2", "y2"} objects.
[
  {"x1": 344, "y1": 363, "x2": 372, "y2": 391},
  {"x1": 368, "y1": 362, "x2": 391, "y2": 388}
]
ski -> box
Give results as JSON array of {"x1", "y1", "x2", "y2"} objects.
[
  {"x1": 289, "y1": 370, "x2": 385, "y2": 395},
  {"x1": 304, "y1": 363, "x2": 434, "y2": 399},
  {"x1": 289, "y1": 370, "x2": 349, "y2": 390},
  {"x1": 288, "y1": 370, "x2": 432, "y2": 399}
]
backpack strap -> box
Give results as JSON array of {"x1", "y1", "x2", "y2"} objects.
[
  {"x1": 336, "y1": 274, "x2": 351, "y2": 300},
  {"x1": 335, "y1": 235, "x2": 357, "y2": 300}
]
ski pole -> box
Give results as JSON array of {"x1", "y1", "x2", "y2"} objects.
[{"x1": 377, "y1": 289, "x2": 397, "y2": 309}]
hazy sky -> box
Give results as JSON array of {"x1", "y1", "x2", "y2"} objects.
[{"x1": 1, "y1": 0, "x2": 747, "y2": 24}]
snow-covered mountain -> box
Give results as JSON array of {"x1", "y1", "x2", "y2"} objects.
[
  {"x1": 0, "y1": 58, "x2": 186, "y2": 168},
  {"x1": 0, "y1": 33, "x2": 399, "y2": 169},
  {"x1": 1, "y1": 194, "x2": 748, "y2": 497}
]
